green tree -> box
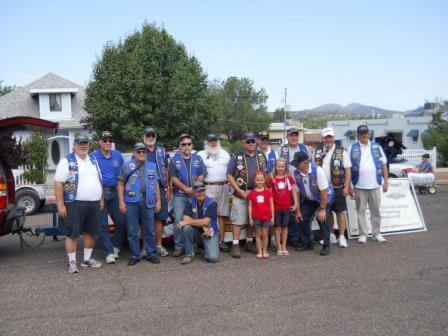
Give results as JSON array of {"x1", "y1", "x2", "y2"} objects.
[
  {"x1": 209, "y1": 77, "x2": 270, "y2": 142},
  {"x1": 22, "y1": 133, "x2": 48, "y2": 184},
  {"x1": 272, "y1": 107, "x2": 290, "y2": 122},
  {"x1": 422, "y1": 101, "x2": 448, "y2": 166},
  {"x1": 0, "y1": 78, "x2": 15, "y2": 96},
  {"x1": 0, "y1": 133, "x2": 26, "y2": 168},
  {"x1": 83, "y1": 23, "x2": 216, "y2": 148}
]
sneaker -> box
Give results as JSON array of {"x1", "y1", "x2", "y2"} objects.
[
  {"x1": 140, "y1": 248, "x2": 147, "y2": 258},
  {"x1": 172, "y1": 249, "x2": 183, "y2": 257},
  {"x1": 113, "y1": 247, "x2": 120, "y2": 259},
  {"x1": 320, "y1": 245, "x2": 331, "y2": 256},
  {"x1": 330, "y1": 233, "x2": 338, "y2": 244},
  {"x1": 157, "y1": 246, "x2": 170, "y2": 257},
  {"x1": 146, "y1": 256, "x2": 161, "y2": 264},
  {"x1": 106, "y1": 254, "x2": 116, "y2": 264},
  {"x1": 181, "y1": 256, "x2": 193, "y2": 265},
  {"x1": 231, "y1": 244, "x2": 241, "y2": 258},
  {"x1": 67, "y1": 261, "x2": 79, "y2": 274},
  {"x1": 219, "y1": 241, "x2": 231, "y2": 252},
  {"x1": 245, "y1": 241, "x2": 258, "y2": 253},
  {"x1": 373, "y1": 234, "x2": 387, "y2": 243},
  {"x1": 358, "y1": 235, "x2": 367, "y2": 244},
  {"x1": 339, "y1": 236, "x2": 348, "y2": 248},
  {"x1": 80, "y1": 258, "x2": 102, "y2": 268},
  {"x1": 296, "y1": 244, "x2": 314, "y2": 252}
]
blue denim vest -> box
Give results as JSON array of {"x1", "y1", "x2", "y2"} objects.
[
  {"x1": 350, "y1": 142, "x2": 384, "y2": 186},
  {"x1": 146, "y1": 145, "x2": 167, "y2": 187},
  {"x1": 171, "y1": 153, "x2": 203, "y2": 196},
  {"x1": 124, "y1": 159, "x2": 158, "y2": 208},
  {"x1": 294, "y1": 162, "x2": 334, "y2": 204},
  {"x1": 189, "y1": 196, "x2": 218, "y2": 237}
]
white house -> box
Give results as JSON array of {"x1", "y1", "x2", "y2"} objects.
[
  {"x1": 0, "y1": 73, "x2": 90, "y2": 183},
  {"x1": 327, "y1": 116, "x2": 432, "y2": 150}
]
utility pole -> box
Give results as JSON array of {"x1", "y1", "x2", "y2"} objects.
[{"x1": 283, "y1": 88, "x2": 287, "y2": 144}]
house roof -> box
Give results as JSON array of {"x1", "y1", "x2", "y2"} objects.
[{"x1": 0, "y1": 73, "x2": 86, "y2": 129}]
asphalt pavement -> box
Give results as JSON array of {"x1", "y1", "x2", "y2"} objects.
[{"x1": 1, "y1": 187, "x2": 447, "y2": 336}]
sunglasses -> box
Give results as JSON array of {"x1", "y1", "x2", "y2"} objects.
[
  {"x1": 245, "y1": 139, "x2": 256, "y2": 144},
  {"x1": 301, "y1": 160, "x2": 310, "y2": 164},
  {"x1": 180, "y1": 143, "x2": 192, "y2": 147},
  {"x1": 102, "y1": 138, "x2": 113, "y2": 143},
  {"x1": 136, "y1": 150, "x2": 146, "y2": 154},
  {"x1": 288, "y1": 133, "x2": 299, "y2": 137},
  {"x1": 145, "y1": 133, "x2": 156, "y2": 138},
  {"x1": 259, "y1": 137, "x2": 269, "y2": 141}
]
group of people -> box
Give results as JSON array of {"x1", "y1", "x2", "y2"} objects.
[{"x1": 55, "y1": 124, "x2": 390, "y2": 274}]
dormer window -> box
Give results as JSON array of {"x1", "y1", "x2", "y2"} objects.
[{"x1": 49, "y1": 94, "x2": 62, "y2": 112}]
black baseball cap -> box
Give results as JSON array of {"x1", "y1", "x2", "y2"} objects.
[
  {"x1": 99, "y1": 131, "x2": 113, "y2": 140},
  {"x1": 143, "y1": 128, "x2": 156, "y2": 136},
  {"x1": 178, "y1": 133, "x2": 192, "y2": 143},
  {"x1": 357, "y1": 125, "x2": 369, "y2": 135},
  {"x1": 242, "y1": 132, "x2": 257, "y2": 141},
  {"x1": 258, "y1": 130, "x2": 270, "y2": 139},
  {"x1": 206, "y1": 134, "x2": 219, "y2": 141},
  {"x1": 192, "y1": 181, "x2": 206, "y2": 192},
  {"x1": 287, "y1": 127, "x2": 299, "y2": 136},
  {"x1": 289, "y1": 151, "x2": 309, "y2": 167},
  {"x1": 74, "y1": 135, "x2": 89, "y2": 144},
  {"x1": 133, "y1": 142, "x2": 146, "y2": 151}
]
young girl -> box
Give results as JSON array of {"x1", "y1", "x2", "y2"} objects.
[
  {"x1": 268, "y1": 158, "x2": 299, "y2": 256},
  {"x1": 247, "y1": 171, "x2": 274, "y2": 259}
]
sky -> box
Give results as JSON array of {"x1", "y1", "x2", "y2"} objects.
[{"x1": 1, "y1": 0, "x2": 447, "y2": 112}]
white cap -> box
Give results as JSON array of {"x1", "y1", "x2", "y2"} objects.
[{"x1": 322, "y1": 127, "x2": 334, "y2": 137}]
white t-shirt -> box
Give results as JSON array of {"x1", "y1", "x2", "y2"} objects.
[
  {"x1": 299, "y1": 165, "x2": 329, "y2": 201},
  {"x1": 55, "y1": 154, "x2": 103, "y2": 201},
  {"x1": 197, "y1": 149, "x2": 230, "y2": 183},
  {"x1": 321, "y1": 144, "x2": 352, "y2": 183},
  {"x1": 279, "y1": 143, "x2": 311, "y2": 174},
  {"x1": 348, "y1": 141, "x2": 387, "y2": 189}
]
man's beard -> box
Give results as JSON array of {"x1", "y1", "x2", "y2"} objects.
[
  {"x1": 205, "y1": 142, "x2": 221, "y2": 156},
  {"x1": 144, "y1": 139, "x2": 157, "y2": 146}
]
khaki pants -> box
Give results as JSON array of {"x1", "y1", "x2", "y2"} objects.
[{"x1": 354, "y1": 187, "x2": 381, "y2": 236}]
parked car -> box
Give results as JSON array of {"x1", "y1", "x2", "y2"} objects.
[{"x1": 0, "y1": 117, "x2": 57, "y2": 236}]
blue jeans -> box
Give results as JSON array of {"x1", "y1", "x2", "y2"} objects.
[
  {"x1": 100, "y1": 191, "x2": 126, "y2": 256},
  {"x1": 299, "y1": 199, "x2": 329, "y2": 247},
  {"x1": 125, "y1": 200, "x2": 156, "y2": 260},
  {"x1": 182, "y1": 224, "x2": 219, "y2": 263},
  {"x1": 287, "y1": 211, "x2": 300, "y2": 242},
  {"x1": 173, "y1": 194, "x2": 190, "y2": 251}
]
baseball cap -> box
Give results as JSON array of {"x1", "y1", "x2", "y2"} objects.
[
  {"x1": 74, "y1": 135, "x2": 89, "y2": 144},
  {"x1": 206, "y1": 134, "x2": 219, "y2": 141},
  {"x1": 242, "y1": 132, "x2": 257, "y2": 141},
  {"x1": 289, "y1": 151, "x2": 309, "y2": 167},
  {"x1": 178, "y1": 133, "x2": 192, "y2": 143},
  {"x1": 258, "y1": 130, "x2": 270, "y2": 139},
  {"x1": 143, "y1": 128, "x2": 156, "y2": 136},
  {"x1": 287, "y1": 127, "x2": 299, "y2": 136},
  {"x1": 192, "y1": 181, "x2": 206, "y2": 192},
  {"x1": 357, "y1": 125, "x2": 369, "y2": 135},
  {"x1": 99, "y1": 131, "x2": 113, "y2": 140},
  {"x1": 133, "y1": 142, "x2": 146, "y2": 151},
  {"x1": 321, "y1": 127, "x2": 334, "y2": 137}
]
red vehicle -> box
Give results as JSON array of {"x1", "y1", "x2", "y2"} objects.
[{"x1": 0, "y1": 117, "x2": 58, "y2": 237}]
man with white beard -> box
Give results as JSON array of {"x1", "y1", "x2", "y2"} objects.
[{"x1": 197, "y1": 134, "x2": 231, "y2": 252}]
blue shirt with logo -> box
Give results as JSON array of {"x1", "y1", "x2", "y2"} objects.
[{"x1": 93, "y1": 149, "x2": 124, "y2": 188}]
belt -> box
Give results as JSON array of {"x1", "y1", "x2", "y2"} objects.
[
  {"x1": 103, "y1": 187, "x2": 117, "y2": 192},
  {"x1": 204, "y1": 181, "x2": 228, "y2": 186}
]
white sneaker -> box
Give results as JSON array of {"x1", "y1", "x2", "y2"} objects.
[
  {"x1": 373, "y1": 234, "x2": 387, "y2": 243},
  {"x1": 157, "y1": 246, "x2": 170, "y2": 257},
  {"x1": 339, "y1": 235, "x2": 348, "y2": 248},
  {"x1": 67, "y1": 261, "x2": 79, "y2": 274},
  {"x1": 106, "y1": 254, "x2": 116, "y2": 264},
  {"x1": 330, "y1": 233, "x2": 338, "y2": 244},
  {"x1": 140, "y1": 248, "x2": 147, "y2": 258},
  {"x1": 358, "y1": 235, "x2": 367, "y2": 244},
  {"x1": 113, "y1": 247, "x2": 120, "y2": 259},
  {"x1": 319, "y1": 240, "x2": 324, "y2": 245}
]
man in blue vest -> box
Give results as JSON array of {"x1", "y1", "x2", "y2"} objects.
[
  {"x1": 92, "y1": 131, "x2": 126, "y2": 264},
  {"x1": 291, "y1": 151, "x2": 333, "y2": 256},
  {"x1": 257, "y1": 130, "x2": 279, "y2": 174},
  {"x1": 117, "y1": 142, "x2": 161, "y2": 266},
  {"x1": 227, "y1": 132, "x2": 268, "y2": 258},
  {"x1": 143, "y1": 128, "x2": 171, "y2": 257},
  {"x1": 348, "y1": 125, "x2": 388, "y2": 244},
  {"x1": 55, "y1": 135, "x2": 104, "y2": 273},
  {"x1": 169, "y1": 134, "x2": 207, "y2": 257},
  {"x1": 279, "y1": 127, "x2": 311, "y2": 248},
  {"x1": 177, "y1": 181, "x2": 219, "y2": 265}
]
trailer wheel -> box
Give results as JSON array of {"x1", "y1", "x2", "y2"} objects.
[
  {"x1": 428, "y1": 186, "x2": 436, "y2": 194},
  {"x1": 16, "y1": 189, "x2": 40, "y2": 215}
]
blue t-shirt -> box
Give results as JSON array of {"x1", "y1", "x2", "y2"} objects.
[
  {"x1": 93, "y1": 149, "x2": 124, "y2": 188},
  {"x1": 183, "y1": 198, "x2": 218, "y2": 236},
  {"x1": 419, "y1": 161, "x2": 433, "y2": 173}
]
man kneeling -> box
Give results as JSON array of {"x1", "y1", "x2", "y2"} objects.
[{"x1": 177, "y1": 182, "x2": 220, "y2": 265}]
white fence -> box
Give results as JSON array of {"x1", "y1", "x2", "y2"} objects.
[
  {"x1": 12, "y1": 165, "x2": 38, "y2": 187},
  {"x1": 400, "y1": 147, "x2": 437, "y2": 168}
]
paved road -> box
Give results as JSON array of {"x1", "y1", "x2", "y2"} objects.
[{"x1": 1, "y1": 188, "x2": 447, "y2": 336}]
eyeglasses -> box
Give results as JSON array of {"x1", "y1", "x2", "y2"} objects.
[
  {"x1": 245, "y1": 139, "x2": 256, "y2": 144},
  {"x1": 136, "y1": 150, "x2": 146, "y2": 154},
  {"x1": 180, "y1": 143, "x2": 192, "y2": 147},
  {"x1": 145, "y1": 133, "x2": 156, "y2": 138},
  {"x1": 288, "y1": 133, "x2": 299, "y2": 137},
  {"x1": 102, "y1": 139, "x2": 113, "y2": 143}
]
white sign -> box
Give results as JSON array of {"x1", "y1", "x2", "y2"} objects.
[{"x1": 346, "y1": 178, "x2": 426, "y2": 237}]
